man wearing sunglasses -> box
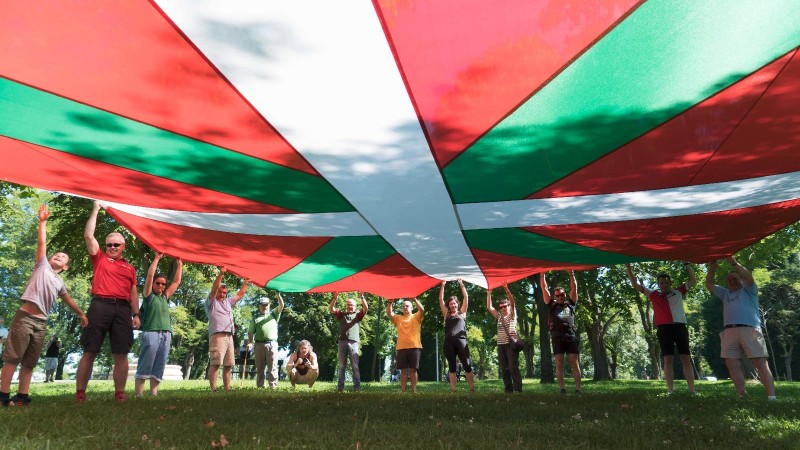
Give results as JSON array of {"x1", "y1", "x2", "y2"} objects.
[
  {"x1": 76, "y1": 201, "x2": 139, "y2": 403},
  {"x1": 541, "y1": 270, "x2": 582, "y2": 395},
  {"x1": 626, "y1": 262, "x2": 697, "y2": 396}
]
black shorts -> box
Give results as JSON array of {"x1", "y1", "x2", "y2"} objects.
[
  {"x1": 552, "y1": 333, "x2": 580, "y2": 355},
  {"x1": 657, "y1": 323, "x2": 690, "y2": 356},
  {"x1": 80, "y1": 298, "x2": 134, "y2": 354},
  {"x1": 396, "y1": 348, "x2": 421, "y2": 370}
]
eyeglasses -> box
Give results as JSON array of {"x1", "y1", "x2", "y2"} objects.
[
  {"x1": 499, "y1": 304, "x2": 509, "y2": 309},
  {"x1": 106, "y1": 243, "x2": 123, "y2": 248},
  {"x1": 154, "y1": 282, "x2": 167, "y2": 286},
  {"x1": 555, "y1": 293, "x2": 566, "y2": 298}
]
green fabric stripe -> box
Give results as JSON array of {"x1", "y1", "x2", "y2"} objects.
[
  {"x1": 266, "y1": 236, "x2": 396, "y2": 291},
  {"x1": 465, "y1": 228, "x2": 643, "y2": 265},
  {"x1": 0, "y1": 78, "x2": 352, "y2": 213},
  {"x1": 444, "y1": 0, "x2": 800, "y2": 203}
]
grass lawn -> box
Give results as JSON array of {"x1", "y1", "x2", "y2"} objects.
[{"x1": 1, "y1": 378, "x2": 798, "y2": 449}]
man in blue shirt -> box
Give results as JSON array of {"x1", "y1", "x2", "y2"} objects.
[{"x1": 705, "y1": 256, "x2": 775, "y2": 400}]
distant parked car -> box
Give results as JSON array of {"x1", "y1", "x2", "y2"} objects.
[{"x1": 701, "y1": 376, "x2": 717, "y2": 381}]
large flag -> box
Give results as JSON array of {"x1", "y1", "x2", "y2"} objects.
[{"x1": 1, "y1": 1, "x2": 799, "y2": 297}]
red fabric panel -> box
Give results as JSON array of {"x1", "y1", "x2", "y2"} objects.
[
  {"x1": 532, "y1": 50, "x2": 795, "y2": 198},
  {"x1": 107, "y1": 208, "x2": 330, "y2": 286},
  {"x1": 693, "y1": 50, "x2": 800, "y2": 184},
  {"x1": 0, "y1": 0, "x2": 316, "y2": 174},
  {"x1": 377, "y1": 0, "x2": 640, "y2": 167},
  {"x1": 528, "y1": 198, "x2": 800, "y2": 261},
  {"x1": 472, "y1": 249, "x2": 595, "y2": 288},
  {"x1": 309, "y1": 254, "x2": 438, "y2": 299},
  {"x1": 0, "y1": 137, "x2": 291, "y2": 213}
]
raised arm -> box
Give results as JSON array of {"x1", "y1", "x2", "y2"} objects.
[
  {"x1": 438, "y1": 281, "x2": 448, "y2": 318},
  {"x1": 727, "y1": 256, "x2": 754, "y2": 286},
  {"x1": 540, "y1": 272, "x2": 551, "y2": 305},
  {"x1": 684, "y1": 262, "x2": 697, "y2": 290},
  {"x1": 231, "y1": 278, "x2": 250, "y2": 304},
  {"x1": 165, "y1": 257, "x2": 183, "y2": 299},
  {"x1": 458, "y1": 279, "x2": 468, "y2": 314},
  {"x1": 83, "y1": 201, "x2": 101, "y2": 256},
  {"x1": 414, "y1": 297, "x2": 424, "y2": 314},
  {"x1": 705, "y1": 260, "x2": 718, "y2": 293},
  {"x1": 209, "y1": 267, "x2": 226, "y2": 300},
  {"x1": 329, "y1": 292, "x2": 340, "y2": 314},
  {"x1": 569, "y1": 270, "x2": 578, "y2": 303},
  {"x1": 386, "y1": 298, "x2": 395, "y2": 318},
  {"x1": 36, "y1": 204, "x2": 49, "y2": 261},
  {"x1": 486, "y1": 289, "x2": 498, "y2": 319},
  {"x1": 504, "y1": 284, "x2": 517, "y2": 320},
  {"x1": 275, "y1": 292, "x2": 285, "y2": 313},
  {"x1": 360, "y1": 292, "x2": 369, "y2": 315},
  {"x1": 625, "y1": 263, "x2": 646, "y2": 294},
  {"x1": 143, "y1": 253, "x2": 161, "y2": 297}
]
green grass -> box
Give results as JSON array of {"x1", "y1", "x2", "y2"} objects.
[{"x1": 1, "y1": 379, "x2": 798, "y2": 449}]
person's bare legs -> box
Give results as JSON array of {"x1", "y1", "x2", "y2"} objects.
[
  {"x1": 0, "y1": 362, "x2": 17, "y2": 394},
  {"x1": 400, "y1": 368, "x2": 408, "y2": 392},
  {"x1": 752, "y1": 357, "x2": 776, "y2": 398},
  {"x1": 465, "y1": 371, "x2": 475, "y2": 392},
  {"x1": 410, "y1": 369, "x2": 418, "y2": 393},
  {"x1": 208, "y1": 365, "x2": 220, "y2": 391},
  {"x1": 568, "y1": 353, "x2": 582, "y2": 392},
  {"x1": 112, "y1": 353, "x2": 128, "y2": 393},
  {"x1": 663, "y1": 355, "x2": 674, "y2": 392},
  {"x1": 135, "y1": 378, "x2": 145, "y2": 397},
  {"x1": 149, "y1": 379, "x2": 160, "y2": 396},
  {"x1": 679, "y1": 354, "x2": 695, "y2": 393},
  {"x1": 555, "y1": 354, "x2": 566, "y2": 390},
  {"x1": 448, "y1": 372, "x2": 457, "y2": 392},
  {"x1": 222, "y1": 366, "x2": 232, "y2": 391},
  {"x1": 76, "y1": 351, "x2": 97, "y2": 391},
  {"x1": 725, "y1": 358, "x2": 747, "y2": 396}
]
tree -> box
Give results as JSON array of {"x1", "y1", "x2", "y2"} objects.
[{"x1": 760, "y1": 283, "x2": 800, "y2": 381}]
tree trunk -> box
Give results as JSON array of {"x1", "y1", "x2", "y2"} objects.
[
  {"x1": 531, "y1": 275, "x2": 553, "y2": 383},
  {"x1": 183, "y1": 351, "x2": 194, "y2": 380},
  {"x1": 56, "y1": 355, "x2": 67, "y2": 380},
  {"x1": 477, "y1": 346, "x2": 486, "y2": 380},
  {"x1": 609, "y1": 348, "x2": 618, "y2": 380},
  {"x1": 586, "y1": 320, "x2": 612, "y2": 380},
  {"x1": 784, "y1": 343, "x2": 794, "y2": 381},
  {"x1": 371, "y1": 299, "x2": 382, "y2": 380},
  {"x1": 635, "y1": 294, "x2": 662, "y2": 379}
]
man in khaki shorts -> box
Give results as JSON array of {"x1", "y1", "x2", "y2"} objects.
[
  {"x1": 206, "y1": 267, "x2": 249, "y2": 392},
  {"x1": 706, "y1": 256, "x2": 776, "y2": 400}
]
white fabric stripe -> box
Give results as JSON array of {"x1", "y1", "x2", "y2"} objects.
[
  {"x1": 157, "y1": 1, "x2": 486, "y2": 285},
  {"x1": 457, "y1": 171, "x2": 800, "y2": 229},
  {"x1": 101, "y1": 170, "x2": 800, "y2": 237},
  {"x1": 101, "y1": 201, "x2": 374, "y2": 237}
]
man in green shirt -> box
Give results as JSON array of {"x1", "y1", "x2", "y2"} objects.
[{"x1": 248, "y1": 294, "x2": 284, "y2": 389}]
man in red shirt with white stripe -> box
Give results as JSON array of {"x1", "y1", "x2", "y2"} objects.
[
  {"x1": 75, "y1": 201, "x2": 140, "y2": 403},
  {"x1": 626, "y1": 263, "x2": 697, "y2": 396}
]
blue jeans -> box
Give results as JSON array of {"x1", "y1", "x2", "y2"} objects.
[
  {"x1": 136, "y1": 331, "x2": 171, "y2": 381},
  {"x1": 337, "y1": 340, "x2": 360, "y2": 391}
]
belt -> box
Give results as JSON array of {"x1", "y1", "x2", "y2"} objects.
[
  {"x1": 145, "y1": 330, "x2": 171, "y2": 333},
  {"x1": 724, "y1": 324, "x2": 752, "y2": 329},
  {"x1": 93, "y1": 296, "x2": 129, "y2": 303},
  {"x1": 254, "y1": 340, "x2": 277, "y2": 344}
]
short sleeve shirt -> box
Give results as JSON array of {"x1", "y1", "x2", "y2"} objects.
[
  {"x1": 391, "y1": 311, "x2": 423, "y2": 350},
  {"x1": 335, "y1": 310, "x2": 364, "y2": 342},
  {"x1": 90, "y1": 250, "x2": 136, "y2": 299},
  {"x1": 206, "y1": 295, "x2": 236, "y2": 336},
  {"x1": 712, "y1": 282, "x2": 761, "y2": 327},
  {"x1": 249, "y1": 310, "x2": 281, "y2": 342},
  {"x1": 20, "y1": 257, "x2": 67, "y2": 315},
  {"x1": 548, "y1": 300, "x2": 577, "y2": 337},
  {"x1": 643, "y1": 284, "x2": 688, "y2": 326}
]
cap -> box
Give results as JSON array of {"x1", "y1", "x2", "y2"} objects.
[{"x1": 259, "y1": 297, "x2": 270, "y2": 306}]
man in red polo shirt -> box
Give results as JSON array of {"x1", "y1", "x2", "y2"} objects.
[{"x1": 76, "y1": 201, "x2": 140, "y2": 403}]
